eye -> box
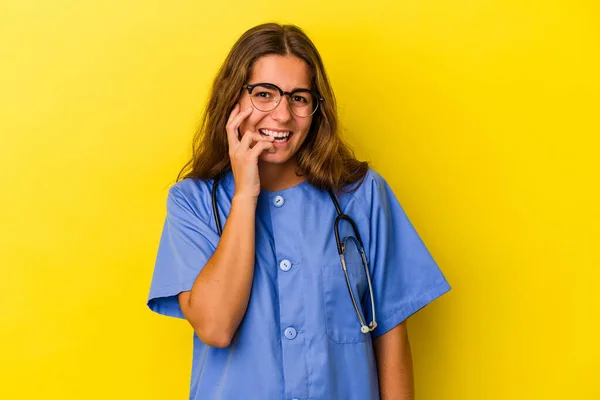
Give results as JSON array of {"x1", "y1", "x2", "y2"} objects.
[
  {"x1": 291, "y1": 94, "x2": 310, "y2": 104},
  {"x1": 255, "y1": 91, "x2": 272, "y2": 99}
]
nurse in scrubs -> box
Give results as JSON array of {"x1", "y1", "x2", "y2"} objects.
[{"x1": 147, "y1": 22, "x2": 451, "y2": 400}]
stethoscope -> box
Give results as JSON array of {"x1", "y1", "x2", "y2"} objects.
[{"x1": 211, "y1": 176, "x2": 377, "y2": 334}]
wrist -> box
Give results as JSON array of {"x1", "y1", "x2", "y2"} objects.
[{"x1": 232, "y1": 193, "x2": 258, "y2": 208}]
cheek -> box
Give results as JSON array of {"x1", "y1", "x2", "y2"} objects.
[
  {"x1": 238, "y1": 112, "x2": 263, "y2": 135},
  {"x1": 297, "y1": 117, "x2": 313, "y2": 136},
  {"x1": 238, "y1": 96, "x2": 252, "y2": 110}
]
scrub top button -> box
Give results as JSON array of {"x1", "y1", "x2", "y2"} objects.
[
  {"x1": 273, "y1": 195, "x2": 285, "y2": 207},
  {"x1": 284, "y1": 327, "x2": 297, "y2": 340},
  {"x1": 279, "y1": 259, "x2": 292, "y2": 272}
]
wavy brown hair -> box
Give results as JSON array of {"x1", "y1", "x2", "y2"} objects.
[{"x1": 177, "y1": 23, "x2": 369, "y2": 193}]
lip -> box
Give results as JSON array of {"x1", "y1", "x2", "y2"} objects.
[
  {"x1": 271, "y1": 133, "x2": 293, "y2": 147},
  {"x1": 259, "y1": 128, "x2": 292, "y2": 133},
  {"x1": 258, "y1": 128, "x2": 294, "y2": 148}
]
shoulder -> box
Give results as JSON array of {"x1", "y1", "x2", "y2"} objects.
[
  {"x1": 330, "y1": 167, "x2": 395, "y2": 227},
  {"x1": 343, "y1": 167, "x2": 392, "y2": 207},
  {"x1": 169, "y1": 177, "x2": 213, "y2": 199},
  {"x1": 166, "y1": 177, "x2": 217, "y2": 223}
]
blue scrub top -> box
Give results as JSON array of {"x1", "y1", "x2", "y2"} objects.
[{"x1": 147, "y1": 168, "x2": 451, "y2": 400}]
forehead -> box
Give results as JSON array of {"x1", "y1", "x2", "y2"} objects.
[{"x1": 249, "y1": 55, "x2": 312, "y2": 90}]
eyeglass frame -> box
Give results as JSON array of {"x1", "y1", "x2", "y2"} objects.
[{"x1": 242, "y1": 82, "x2": 324, "y2": 118}]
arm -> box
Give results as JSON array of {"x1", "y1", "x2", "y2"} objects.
[
  {"x1": 177, "y1": 105, "x2": 274, "y2": 348},
  {"x1": 373, "y1": 321, "x2": 415, "y2": 400},
  {"x1": 177, "y1": 194, "x2": 257, "y2": 348}
]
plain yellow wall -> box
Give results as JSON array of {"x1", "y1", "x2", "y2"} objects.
[{"x1": 1, "y1": 0, "x2": 598, "y2": 399}]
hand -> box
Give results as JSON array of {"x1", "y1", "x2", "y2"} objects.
[{"x1": 226, "y1": 104, "x2": 275, "y2": 199}]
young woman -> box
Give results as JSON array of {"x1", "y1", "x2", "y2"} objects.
[{"x1": 147, "y1": 22, "x2": 451, "y2": 400}]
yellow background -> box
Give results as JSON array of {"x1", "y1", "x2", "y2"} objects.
[{"x1": 1, "y1": 0, "x2": 598, "y2": 399}]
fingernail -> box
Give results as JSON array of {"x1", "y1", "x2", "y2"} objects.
[{"x1": 246, "y1": 107, "x2": 252, "y2": 112}]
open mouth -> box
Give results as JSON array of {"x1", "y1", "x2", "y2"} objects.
[{"x1": 259, "y1": 129, "x2": 293, "y2": 143}]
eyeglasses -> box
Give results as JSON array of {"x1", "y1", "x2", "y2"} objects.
[{"x1": 243, "y1": 83, "x2": 323, "y2": 118}]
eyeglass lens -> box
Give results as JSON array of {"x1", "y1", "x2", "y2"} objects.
[{"x1": 249, "y1": 84, "x2": 318, "y2": 117}]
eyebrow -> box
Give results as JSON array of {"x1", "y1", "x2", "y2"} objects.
[{"x1": 250, "y1": 82, "x2": 313, "y2": 92}]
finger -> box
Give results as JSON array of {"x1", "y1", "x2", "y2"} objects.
[
  {"x1": 226, "y1": 106, "x2": 252, "y2": 149},
  {"x1": 226, "y1": 117, "x2": 242, "y2": 150},
  {"x1": 240, "y1": 131, "x2": 273, "y2": 150},
  {"x1": 249, "y1": 140, "x2": 275, "y2": 159},
  {"x1": 226, "y1": 106, "x2": 253, "y2": 149},
  {"x1": 226, "y1": 103, "x2": 240, "y2": 125},
  {"x1": 227, "y1": 106, "x2": 253, "y2": 134}
]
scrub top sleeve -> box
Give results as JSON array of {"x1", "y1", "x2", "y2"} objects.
[
  {"x1": 367, "y1": 172, "x2": 451, "y2": 338},
  {"x1": 146, "y1": 184, "x2": 219, "y2": 319}
]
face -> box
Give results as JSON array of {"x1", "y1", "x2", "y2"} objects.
[{"x1": 238, "y1": 55, "x2": 314, "y2": 166}]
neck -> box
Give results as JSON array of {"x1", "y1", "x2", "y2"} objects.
[{"x1": 258, "y1": 158, "x2": 305, "y2": 192}]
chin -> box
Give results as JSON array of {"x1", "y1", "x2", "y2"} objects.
[{"x1": 259, "y1": 152, "x2": 294, "y2": 164}]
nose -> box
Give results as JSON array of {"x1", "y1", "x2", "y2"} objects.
[{"x1": 270, "y1": 95, "x2": 293, "y2": 123}]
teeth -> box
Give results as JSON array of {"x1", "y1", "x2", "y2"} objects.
[{"x1": 261, "y1": 129, "x2": 291, "y2": 139}]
